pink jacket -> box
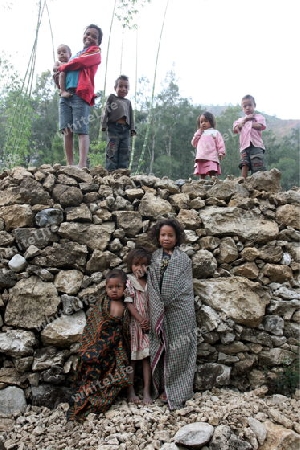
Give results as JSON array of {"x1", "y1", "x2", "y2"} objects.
[
  {"x1": 233, "y1": 113, "x2": 266, "y2": 152},
  {"x1": 191, "y1": 129, "x2": 226, "y2": 163}
]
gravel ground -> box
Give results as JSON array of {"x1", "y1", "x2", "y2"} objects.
[{"x1": 1, "y1": 387, "x2": 299, "y2": 450}]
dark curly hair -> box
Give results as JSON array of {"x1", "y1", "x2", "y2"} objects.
[
  {"x1": 126, "y1": 248, "x2": 152, "y2": 272},
  {"x1": 242, "y1": 94, "x2": 256, "y2": 107},
  {"x1": 105, "y1": 268, "x2": 127, "y2": 286},
  {"x1": 114, "y1": 74, "x2": 129, "y2": 89},
  {"x1": 149, "y1": 218, "x2": 185, "y2": 248},
  {"x1": 197, "y1": 111, "x2": 216, "y2": 129},
  {"x1": 85, "y1": 24, "x2": 103, "y2": 45}
]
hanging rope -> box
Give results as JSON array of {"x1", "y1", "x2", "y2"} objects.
[{"x1": 3, "y1": 0, "x2": 47, "y2": 168}]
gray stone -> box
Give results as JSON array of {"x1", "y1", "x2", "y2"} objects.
[
  {"x1": 0, "y1": 386, "x2": 27, "y2": 415},
  {"x1": 35, "y1": 208, "x2": 64, "y2": 227},
  {"x1": 174, "y1": 422, "x2": 214, "y2": 449}
]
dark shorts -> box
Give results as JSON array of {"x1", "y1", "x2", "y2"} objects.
[
  {"x1": 239, "y1": 145, "x2": 266, "y2": 173},
  {"x1": 59, "y1": 94, "x2": 90, "y2": 135}
]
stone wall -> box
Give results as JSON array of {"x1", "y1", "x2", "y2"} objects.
[{"x1": 0, "y1": 165, "x2": 299, "y2": 412}]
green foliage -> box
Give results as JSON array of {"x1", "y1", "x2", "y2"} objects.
[
  {"x1": 266, "y1": 358, "x2": 300, "y2": 396},
  {"x1": 115, "y1": 0, "x2": 151, "y2": 29},
  {"x1": 0, "y1": 59, "x2": 298, "y2": 186},
  {"x1": 3, "y1": 88, "x2": 35, "y2": 169},
  {"x1": 89, "y1": 140, "x2": 106, "y2": 168}
]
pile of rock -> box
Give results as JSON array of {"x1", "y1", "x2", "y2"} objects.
[
  {"x1": 0, "y1": 165, "x2": 299, "y2": 431},
  {"x1": 1, "y1": 387, "x2": 299, "y2": 449}
]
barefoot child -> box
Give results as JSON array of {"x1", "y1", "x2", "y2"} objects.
[
  {"x1": 233, "y1": 94, "x2": 267, "y2": 178},
  {"x1": 125, "y1": 248, "x2": 152, "y2": 405},
  {"x1": 147, "y1": 218, "x2": 197, "y2": 410},
  {"x1": 67, "y1": 269, "x2": 132, "y2": 421},
  {"x1": 191, "y1": 111, "x2": 226, "y2": 179},
  {"x1": 53, "y1": 44, "x2": 72, "y2": 98}
]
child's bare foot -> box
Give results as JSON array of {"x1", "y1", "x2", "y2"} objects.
[
  {"x1": 60, "y1": 90, "x2": 73, "y2": 98},
  {"x1": 127, "y1": 388, "x2": 140, "y2": 404},
  {"x1": 143, "y1": 390, "x2": 153, "y2": 405},
  {"x1": 158, "y1": 392, "x2": 168, "y2": 403}
]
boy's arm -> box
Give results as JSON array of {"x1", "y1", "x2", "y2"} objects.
[
  {"x1": 58, "y1": 46, "x2": 101, "y2": 72},
  {"x1": 101, "y1": 94, "x2": 115, "y2": 131},
  {"x1": 252, "y1": 114, "x2": 266, "y2": 131},
  {"x1": 233, "y1": 119, "x2": 243, "y2": 133},
  {"x1": 129, "y1": 101, "x2": 136, "y2": 136}
]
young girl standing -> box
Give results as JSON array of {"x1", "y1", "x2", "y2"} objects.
[
  {"x1": 67, "y1": 269, "x2": 131, "y2": 421},
  {"x1": 191, "y1": 111, "x2": 226, "y2": 179},
  {"x1": 147, "y1": 219, "x2": 197, "y2": 410},
  {"x1": 125, "y1": 248, "x2": 152, "y2": 405}
]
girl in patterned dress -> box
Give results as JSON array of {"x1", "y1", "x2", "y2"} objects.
[{"x1": 125, "y1": 248, "x2": 152, "y2": 404}]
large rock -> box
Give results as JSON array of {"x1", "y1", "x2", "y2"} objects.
[
  {"x1": 199, "y1": 206, "x2": 279, "y2": 242},
  {"x1": 138, "y1": 192, "x2": 173, "y2": 217},
  {"x1": 260, "y1": 420, "x2": 300, "y2": 450},
  {"x1": 41, "y1": 311, "x2": 86, "y2": 347},
  {"x1": 194, "y1": 277, "x2": 270, "y2": 327},
  {"x1": 0, "y1": 330, "x2": 37, "y2": 356},
  {"x1": 58, "y1": 222, "x2": 112, "y2": 250},
  {"x1": 0, "y1": 386, "x2": 27, "y2": 415},
  {"x1": 4, "y1": 277, "x2": 60, "y2": 329},
  {"x1": 0, "y1": 205, "x2": 33, "y2": 231}
]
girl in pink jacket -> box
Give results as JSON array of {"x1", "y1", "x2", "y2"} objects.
[{"x1": 191, "y1": 111, "x2": 226, "y2": 179}]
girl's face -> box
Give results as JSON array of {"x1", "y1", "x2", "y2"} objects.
[
  {"x1": 242, "y1": 99, "x2": 255, "y2": 116},
  {"x1": 159, "y1": 225, "x2": 177, "y2": 253},
  {"x1": 83, "y1": 27, "x2": 99, "y2": 48},
  {"x1": 132, "y1": 257, "x2": 148, "y2": 279},
  {"x1": 106, "y1": 276, "x2": 125, "y2": 301},
  {"x1": 199, "y1": 115, "x2": 212, "y2": 130}
]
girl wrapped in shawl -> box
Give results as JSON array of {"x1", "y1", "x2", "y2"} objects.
[
  {"x1": 67, "y1": 269, "x2": 132, "y2": 421},
  {"x1": 147, "y1": 218, "x2": 197, "y2": 410}
]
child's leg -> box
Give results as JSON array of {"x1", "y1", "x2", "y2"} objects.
[
  {"x1": 200, "y1": 174, "x2": 206, "y2": 180},
  {"x1": 127, "y1": 361, "x2": 140, "y2": 404},
  {"x1": 59, "y1": 72, "x2": 72, "y2": 98},
  {"x1": 241, "y1": 165, "x2": 249, "y2": 178},
  {"x1": 118, "y1": 128, "x2": 130, "y2": 169},
  {"x1": 142, "y1": 357, "x2": 152, "y2": 404},
  {"x1": 64, "y1": 129, "x2": 74, "y2": 165},
  {"x1": 106, "y1": 124, "x2": 120, "y2": 171},
  {"x1": 78, "y1": 134, "x2": 89, "y2": 168}
]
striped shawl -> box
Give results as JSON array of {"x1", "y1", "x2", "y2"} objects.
[{"x1": 148, "y1": 247, "x2": 197, "y2": 410}]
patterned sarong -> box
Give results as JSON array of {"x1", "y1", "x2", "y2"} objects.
[
  {"x1": 67, "y1": 296, "x2": 131, "y2": 420},
  {"x1": 148, "y1": 247, "x2": 197, "y2": 410}
]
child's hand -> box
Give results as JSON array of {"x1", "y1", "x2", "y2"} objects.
[
  {"x1": 133, "y1": 265, "x2": 147, "y2": 279},
  {"x1": 219, "y1": 155, "x2": 225, "y2": 161},
  {"x1": 131, "y1": 130, "x2": 137, "y2": 137},
  {"x1": 140, "y1": 319, "x2": 150, "y2": 332}
]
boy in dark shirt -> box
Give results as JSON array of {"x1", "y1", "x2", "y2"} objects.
[{"x1": 102, "y1": 75, "x2": 136, "y2": 171}]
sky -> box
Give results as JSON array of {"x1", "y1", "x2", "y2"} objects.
[{"x1": 0, "y1": 0, "x2": 299, "y2": 120}]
